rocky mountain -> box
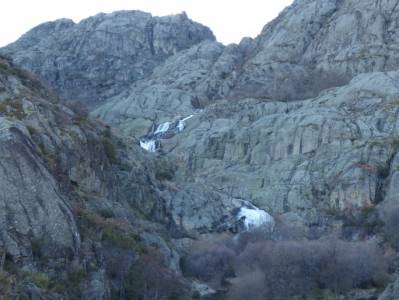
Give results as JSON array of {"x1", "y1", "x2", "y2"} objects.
[
  {"x1": 92, "y1": 0, "x2": 399, "y2": 137},
  {"x1": 2, "y1": 0, "x2": 399, "y2": 299},
  {"x1": 0, "y1": 56, "x2": 182, "y2": 299},
  {"x1": 0, "y1": 56, "x2": 269, "y2": 299},
  {"x1": 0, "y1": 11, "x2": 214, "y2": 107}
]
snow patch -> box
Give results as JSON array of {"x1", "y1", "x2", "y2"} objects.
[{"x1": 237, "y1": 205, "x2": 274, "y2": 231}]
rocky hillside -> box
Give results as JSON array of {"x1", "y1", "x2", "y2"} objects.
[
  {"x1": 0, "y1": 11, "x2": 214, "y2": 107},
  {"x1": 2, "y1": 0, "x2": 399, "y2": 299},
  {"x1": 0, "y1": 57, "x2": 187, "y2": 299},
  {"x1": 0, "y1": 56, "x2": 267, "y2": 299},
  {"x1": 93, "y1": 0, "x2": 399, "y2": 137}
]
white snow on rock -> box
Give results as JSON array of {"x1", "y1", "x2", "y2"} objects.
[
  {"x1": 140, "y1": 139, "x2": 157, "y2": 152},
  {"x1": 237, "y1": 205, "x2": 275, "y2": 231}
]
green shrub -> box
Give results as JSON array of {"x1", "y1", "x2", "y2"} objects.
[
  {"x1": 102, "y1": 126, "x2": 112, "y2": 139},
  {"x1": 0, "y1": 271, "x2": 15, "y2": 298},
  {"x1": 27, "y1": 125, "x2": 37, "y2": 136},
  {"x1": 0, "y1": 61, "x2": 17, "y2": 76},
  {"x1": 25, "y1": 272, "x2": 50, "y2": 289},
  {"x1": 102, "y1": 138, "x2": 117, "y2": 164},
  {"x1": 31, "y1": 238, "x2": 43, "y2": 259},
  {"x1": 67, "y1": 270, "x2": 87, "y2": 289},
  {"x1": 0, "y1": 98, "x2": 26, "y2": 119},
  {"x1": 102, "y1": 227, "x2": 143, "y2": 251},
  {"x1": 98, "y1": 208, "x2": 115, "y2": 219}
]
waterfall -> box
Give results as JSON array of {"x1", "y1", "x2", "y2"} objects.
[
  {"x1": 139, "y1": 114, "x2": 195, "y2": 152},
  {"x1": 154, "y1": 122, "x2": 170, "y2": 134}
]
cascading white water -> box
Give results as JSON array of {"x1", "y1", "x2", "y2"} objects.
[
  {"x1": 177, "y1": 114, "x2": 194, "y2": 132},
  {"x1": 139, "y1": 115, "x2": 195, "y2": 152},
  {"x1": 154, "y1": 122, "x2": 171, "y2": 134},
  {"x1": 140, "y1": 139, "x2": 157, "y2": 152}
]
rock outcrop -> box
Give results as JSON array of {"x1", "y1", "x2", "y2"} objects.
[
  {"x1": 164, "y1": 71, "x2": 399, "y2": 226},
  {"x1": 0, "y1": 11, "x2": 214, "y2": 107},
  {"x1": 0, "y1": 57, "x2": 260, "y2": 299},
  {"x1": 92, "y1": 0, "x2": 399, "y2": 137},
  {"x1": 3, "y1": 0, "x2": 399, "y2": 298},
  {"x1": 0, "y1": 57, "x2": 185, "y2": 298}
]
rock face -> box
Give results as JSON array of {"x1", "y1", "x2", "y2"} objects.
[
  {"x1": 0, "y1": 118, "x2": 79, "y2": 260},
  {"x1": 163, "y1": 71, "x2": 399, "y2": 225},
  {"x1": 94, "y1": 40, "x2": 245, "y2": 137},
  {"x1": 0, "y1": 57, "x2": 258, "y2": 299},
  {"x1": 379, "y1": 277, "x2": 399, "y2": 300},
  {"x1": 3, "y1": 0, "x2": 399, "y2": 298},
  {"x1": 0, "y1": 57, "x2": 191, "y2": 298},
  {"x1": 93, "y1": 0, "x2": 399, "y2": 137},
  {"x1": 0, "y1": 11, "x2": 214, "y2": 107},
  {"x1": 5, "y1": 1, "x2": 399, "y2": 121}
]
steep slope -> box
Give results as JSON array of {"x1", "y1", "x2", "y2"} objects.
[
  {"x1": 0, "y1": 57, "x2": 177, "y2": 299},
  {"x1": 0, "y1": 11, "x2": 214, "y2": 107},
  {"x1": 0, "y1": 57, "x2": 263, "y2": 299},
  {"x1": 94, "y1": 40, "x2": 246, "y2": 137},
  {"x1": 3, "y1": 1, "x2": 399, "y2": 298},
  {"x1": 165, "y1": 71, "x2": 399, "y2": 224},
  {"x1": 93, "y1": 0, "x2": 399, "y2": 137},
  {"x1": 230, "y1": 0, "x2": 399, "y2": 100}
]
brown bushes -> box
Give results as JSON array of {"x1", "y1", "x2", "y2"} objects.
[
  {"x1": 182, "y1": 234, "x2": 389, "y2": 299},
  {"x1": 234, "y1": 238, "x2": 387, "y2": 299},
  {"x1": 181, "y1": 234, "x2": 235, "y2": 288},
  {"x1": 382, "y1": 203, "x2": 399, "y2": 250}
]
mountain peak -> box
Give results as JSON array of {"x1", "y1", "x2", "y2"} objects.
[{"x1": 1, "y1": 10, "x2": 215, "y2": 107}]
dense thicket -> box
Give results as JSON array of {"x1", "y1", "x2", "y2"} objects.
[{"x1": 182, "y1": 226, "x2": 391, "y2": 300}]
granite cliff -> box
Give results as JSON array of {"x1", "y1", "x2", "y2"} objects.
[
  {"x1": 2, "y1": 0, "x2": 399, "y2": 299},
  {"x1": 0, "y1": 11, "x2": 214, "y2": 108}
]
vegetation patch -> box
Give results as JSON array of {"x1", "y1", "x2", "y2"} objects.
[
  {"x1": 182, "y1": 232, "x2": 391, "y2": 299},
  {"x1": 102, "y1": 226, "x2": 145, "y2": 253},
  {"x1": 0, "y1": 61, "x2": 18, "y2": 76},
  {"x1": 102, "y1": 138, "x2": 117, "y2": 164},
  {"x1": 0, "y1": 271, "x2": 16, "y2": 299},
  {"x1": 98, "y1": 208, "x2": 115, "y2": 219},
  {"x1": 341, "y1": 206, "x2": 384, "y2": 238},
  {"x1": 24, "y1": 272, "x2": 50, "y2": 289},
  {"x1": 0, "y1": 98, "x2": 26, "y2": 119}
]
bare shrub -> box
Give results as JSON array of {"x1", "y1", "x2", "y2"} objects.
[
  {"x1": 382, "y1": 203, "x2": 399, "y2": 249},
  {"x1": 182, "y1": 234, "x2": 235, "y2": 288},
  {"x1": 231, "y1": 238, "x2": 388, "y2": 299},
  {"x1": 66, "y1": 101, "x2": 89, "y2": 121},
  {"x1": 0, "y1": 271, "x2": 15, "y2": 300},
  {"x1": 226, "y1": 269, "x2": 268, "y2": 300},
  {"x1": 185, "y1": 232, "x2": 389, "y2": 300},
  {"x1": 124, "y1": 248, "x2": 187, "y2": 300}
]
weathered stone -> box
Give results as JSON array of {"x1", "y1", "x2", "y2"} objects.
[{"x1": 0, "y1": 11, "x2": 214, "y2": 107}]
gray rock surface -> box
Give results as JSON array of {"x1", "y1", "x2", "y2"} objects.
[
  {"x1": 159, "y1": 71, "x2": 399, "y2": 228},
  {"x1": 379, "y1": 276, "x2": 399, "y2": 300},
  {"x1": 0, "y1": 11, "x2": 214, "y2": 107},
  {"x1": 93, "y1": 0, "x2": 399, "y2": 136},
  {"x1": 3, "y1": 1, "x2": 399, "y2": 299},
  {"x1": 0, "y1": 117, "x2": 79, "y2": 260},
  {"x1": 0, "y1": 57, "x2": 192, "y2": 298},
  {"x1": 93, "y1": 40, "x2": 245, "y2": 137}
]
